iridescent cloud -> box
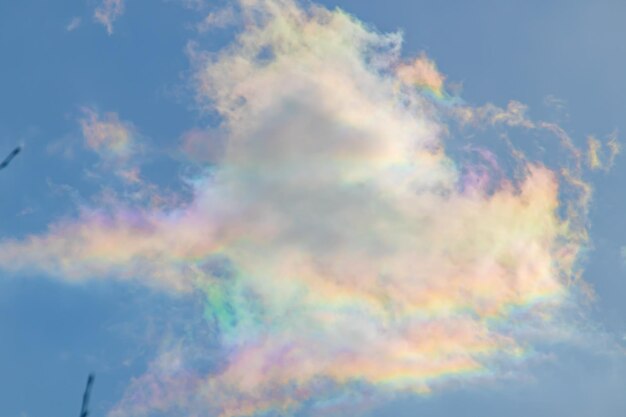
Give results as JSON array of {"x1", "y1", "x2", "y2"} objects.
[
  {"x1": 396, "y1": 53, "x2": 446, "y2": 98},
  {"x1": 0, "y1": 1, "x2": 604, "y2": 416},
  {"x1": 587, "y1": 132, "x2": 620, "y2": 171},
  {"x1": 80, "y1": 107, "x2": 138, "y2": 162}
]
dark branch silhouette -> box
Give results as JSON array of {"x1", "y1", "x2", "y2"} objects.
[
  {"x1": 0, "y1": 146, "x2": 21, "y2": 170},
  {"x1": 80, "y1": 373, "x2": 95, "y2": 417}
]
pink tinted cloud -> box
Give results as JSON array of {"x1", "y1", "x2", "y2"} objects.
[{"x1": 94, "y1": 0, "x2": 125, "y2": 35}]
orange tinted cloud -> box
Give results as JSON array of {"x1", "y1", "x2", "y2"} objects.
[{"x1": 396, "y1": 53, "x2": 446, "y2": 96}]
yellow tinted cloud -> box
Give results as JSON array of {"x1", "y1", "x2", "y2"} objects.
[
  {"x1": 396, "y1": 53, "x2": 446, "y2": 97},
  {"x1": 586, "y1": 133, "x2": 620, "y2": 171}
]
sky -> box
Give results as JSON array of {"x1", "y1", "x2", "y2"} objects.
[{"x1": 1, "y1": 1, "x2": 626, "y2": 417}]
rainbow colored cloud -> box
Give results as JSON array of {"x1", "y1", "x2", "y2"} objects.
[{"x1": 0, "y1": 1, "x2": 609, "y2": 416}]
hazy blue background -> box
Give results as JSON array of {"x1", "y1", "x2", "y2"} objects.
[{"x1": 1, "y1": 1, "x2": 625, "y2": 416}]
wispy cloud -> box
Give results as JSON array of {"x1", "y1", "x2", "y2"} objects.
[
  {"x1": 544, "y1": 94, "x2": 568, "y2": 112},
  {"x1": 197, "y1": 5, "x2": 237, "y2": 32},
  {"x1": 0, "y1": 1, "x2": 605, "y2": 416},
  {"x1": 94, "y1": 0, "x2": 125, "y2": 35},
  {"x1": 587, "y1": 132, "x2": 620, "y2": 171},
  {"x1": 79, "y1": 107, "x2": 138, "y2": 159},
  {"x1": 66, "y1": 17, "x2": 82, "y2": 32},
  {"x1": 78, "y1": 107, "x2": 146, "y2": 186}
]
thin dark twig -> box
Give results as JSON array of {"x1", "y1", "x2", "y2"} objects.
[
  {"x1": 80, "y1": 374, "x2": 95, "y2": 417},
  {"x1": 0, "y1": 146, "x2": 21, "y2": 170}
]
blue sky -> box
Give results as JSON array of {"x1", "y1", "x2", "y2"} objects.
[{"x1": 1, "y1": 1, "x2": 625, "y2": 416}]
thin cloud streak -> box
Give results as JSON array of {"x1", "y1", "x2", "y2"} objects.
[{"x1": 66, "y1": 17, "x2": 82, "y2": 32}]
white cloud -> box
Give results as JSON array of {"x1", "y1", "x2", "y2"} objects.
[{"x1": 94, "y1": 0, "x2": 125, "y2": 35}]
